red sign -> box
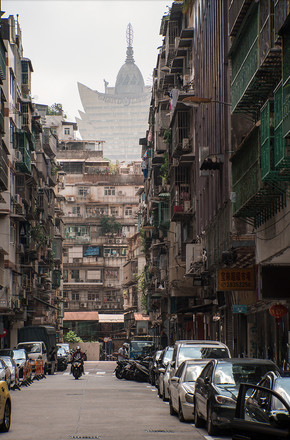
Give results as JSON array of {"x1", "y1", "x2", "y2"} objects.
[{"x1": 0, "y1": 329, "x2": 7, "y2": 338}]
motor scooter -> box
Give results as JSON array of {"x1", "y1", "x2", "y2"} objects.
[{"x1": 71, "y1": 360, "x2": 83, "y2": 379}]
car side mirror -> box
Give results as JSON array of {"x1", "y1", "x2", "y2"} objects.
[
  {"x1": 269, "y1": 411, "x2": 290, "y2": 428},
  {"x1": 204, "y1": 376, "x2": 210, "y2": 384},
  {"x1": 171, "y1": 376, "x2": 179, "y2": 383}
]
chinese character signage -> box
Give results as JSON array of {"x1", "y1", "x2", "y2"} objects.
[{"x1": 218, "y1": 268, "x2": 255, "y2": 291}]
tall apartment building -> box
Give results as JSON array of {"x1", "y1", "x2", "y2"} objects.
[
  {"x1": 140, "y1": 0, "x2": 290, "y2": 364},
  {"x1": 55, "y1": 133, "x2": 144, "y2": 340},
  {"x1": 0, "y1": 14, "x2": 64, "y2": 347},
  {"x1": 76, "y1": 24, "x2": 151, "y2": 162}
]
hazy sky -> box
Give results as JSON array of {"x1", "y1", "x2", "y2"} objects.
[{"x1": 2, "y1": 0, "x2": 171, "y2": 121}]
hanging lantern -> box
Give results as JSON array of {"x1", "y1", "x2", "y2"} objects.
[{"x1": 269, "y1": 303, "x2": 288, "y2": 321}]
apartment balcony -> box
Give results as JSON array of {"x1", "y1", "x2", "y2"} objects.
[
  {"x1": 15, "y1": 147, "x2": 31, "y2": 174},
  {"x1": 42, "y1": 127, "x2": 57, "y2": 158},
  {"x1": 123, "y1": 260, "x2": 138, "y2": 287},
  {"x1": 0, "y1": 39, "x2": 6, "y2": 82},
  {"x1": 229, "y1": 0, "x2": 253, "y2": 37},
  {"x1": 260, "y1": 95, "x2": 290, "y2": 182},
  {"x1": 0, "y1": 143, "x2": 8, "y2": 191},
  {"x1": 231, "y1": 125, "x2": 286, "y2": 227},
  {"x1": 15, "y1": 131, "x2": 31, "y2": 174},
  {"x1": 230, "y1": 2, "x2": 282, "y2": 114},
  {"x1": 0, "y1": 105, "x2": 5, "y2": 134}
]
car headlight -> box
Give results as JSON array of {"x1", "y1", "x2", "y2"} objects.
[
  {"x1": 215, "y1": 395, "x2": 236, "y2": 406},
  {"x1": 185, "y1": 393, "x2": 194, "y2": 404}
]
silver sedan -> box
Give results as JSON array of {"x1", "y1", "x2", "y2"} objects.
[{"x1": 169, "y1": 359, "x2": 209, "y2": 422}]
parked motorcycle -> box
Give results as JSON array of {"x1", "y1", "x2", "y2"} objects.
[
  {"x1": 71, "y1": 360, "x2": 83, "y2": 379},
  {"x1": 115, "y1": 360, "x2": 127, "y2": 379}
]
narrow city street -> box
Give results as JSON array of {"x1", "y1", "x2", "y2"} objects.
[{"x1": 4, "y1": 361, "x2": 231, "y2": 440}]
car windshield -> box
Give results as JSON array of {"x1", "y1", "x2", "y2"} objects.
[
  {"x1": 0, "y1": 357, "x2": 12, "y2": 368},
  {"x1": 272, "y1": 378, "x2": 290, "y2": 410},
  {"x1": 213, "y1": 363, "x2": 277, "y2": 386},
  {"x1": 179, "y1": 346, "x2": 229, "y2": 362},
  {"x1": 57, "y1": 347, "x2": 66, "y2": 356},
  {"x1": 13, "y1": 349, "x2": 26, "y2": 360},
  {"x1": 130, "y1": 341, "x2": 154, "y2": 354},
  {"x1": 184, "y1": 364, "x2": 206, "y2": 382},
  {"x1": 164, "y1": 348, "x2": 173, "y2": 364},
  {"x1": 19, "y1": 343, "x2": 41, "y2": 353}
]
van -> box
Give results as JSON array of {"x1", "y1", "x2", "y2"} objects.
[
  {"x1": 17, "y1": 341, "x2": 49, "y2": 373},
  {"x1": 170, "y1": 340, "x2": 231, "y2": 378}
]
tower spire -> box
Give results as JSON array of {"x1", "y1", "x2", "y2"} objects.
[{"x1": 125, "y1": 23, "x2": 134, "y2": 63}]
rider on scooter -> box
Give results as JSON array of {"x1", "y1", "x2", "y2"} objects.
[{"x1": 71, "y1": 346, "x2": 85, "y2": 374}]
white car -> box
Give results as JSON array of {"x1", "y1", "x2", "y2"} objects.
[
  {"x1": 0, "y1": 356, "x2": 19, "y2": 389},
  {"x1": 0, "y1": 359, "x2": 11, "y2": 390},
  {"x1": 169, "y1": 359, "x2": 209, "y2": 422},
  {"x1": 157, "y1": 346, "x2": 173, "y2": 399}
]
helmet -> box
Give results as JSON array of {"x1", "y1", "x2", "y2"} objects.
[
  {"x1": 123, "y1": 343, "x2": 129, "y2": 348},
  {"x1": 76, "y1": 346, "x2": 80, "y2": 351}
]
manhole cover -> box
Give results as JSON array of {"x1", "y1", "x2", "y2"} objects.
[
  {"x1": 69, "y1": 436, "x2": 101, "y2": 439},
  {"x1": 145, "y1": 430, "x2": 175, "y2": 433}
]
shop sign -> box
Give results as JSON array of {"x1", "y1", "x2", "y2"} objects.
[
  {"x1": 218, "y1": 268, "x2": 255, "y2": 291},
  {"x1": 232, "y1": 305, "x2": 247, "y2": 314}
]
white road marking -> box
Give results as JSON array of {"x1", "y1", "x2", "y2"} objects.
[{"x1": 96, "y1": 371, "x2": 106, "y2": 375}]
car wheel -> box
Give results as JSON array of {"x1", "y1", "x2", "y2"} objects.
[
  {"x1": 0, "y1": 401, "x2": 11, "y2": 432},
  {"x1": 194, "y1": 400, "x2": 204, "y2": 428},
  {"x1": 162, "y1": 383, "x2": 168, "y2": 401},
  {"x1": 207, "y1": 404, "x2": 216, "y2": 435},
  {"x1": 169, "y1": 398, "x2": 175, "y2": 415},
  {"x1": 178, "y1": 400, "x2": 185, "y2": 422}
]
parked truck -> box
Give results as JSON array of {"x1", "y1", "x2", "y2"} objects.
[{"x1": 17, "y1": 325, "x2": 57, "y2": 374}]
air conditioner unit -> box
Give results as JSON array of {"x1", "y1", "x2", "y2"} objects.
[
  {"x1": 182, "y1": 138, "x2": 190, "y2": 150},
  {"x1": 67, "y1": 196, "x2": 75, "y2": 202},
  {"x1": 15, "y1": 194, "x2": 21, "y2": 205},
  {"x1": 14, "y1": 150, "x2": 22, "y2": 161},
  {"x1": 31, "y1": 152, "x2": 37, "y2": 161},
  {"x1": 186, "y1": 243, "x2": 203, "y2": 274}
]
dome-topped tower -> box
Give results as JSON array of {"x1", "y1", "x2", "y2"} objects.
[
  {"x1": 77, "y1": 22, "x2": 151, "y2": 161},
  {"x1": 115, "y1": 23, "x2": 145, "y2": 96}
]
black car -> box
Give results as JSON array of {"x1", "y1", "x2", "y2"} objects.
[
  {"x1": 194, "y1": 358, "x2": 280, "y2": 435},
  {"x1": 56, "y1": 347, "x2": 68, "y2": 371},
  {"x1": 232, "y1": 372, "x2": 290, "y2": 439}
]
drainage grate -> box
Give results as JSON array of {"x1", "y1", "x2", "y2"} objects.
[
  {"x1": 145, "y1": 430, "x2": 175, "y2": 433},
  {"x1": 69, "y1": 436, "x2": 101, "y2": 439}
]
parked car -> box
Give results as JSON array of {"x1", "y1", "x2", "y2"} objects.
[
  {"x1": 0, "y1": 356, "x2": 19, "y2": 389},
  {"x1": 157, "y1": 346, "x2": 173, "y2": 398},
  {"x1": 170, "y1": 340, "x2": 231, "y2": 379},
  {"x1": 169, "y1": 359, "x2": 209, "y2": 422},
  {"x1": 148, "y1": 349, "x2": 162, "y2": 386},
  {"x1": 0, "y1": 380, "x2": 11, "y2": 432},
  {"x1": 0, "y1": 359, "x2": 11, "y2": 390},
  {"x1": 12, "y1": 349, "x2": 32, "y2": 381},
  {"x1": 57, "y1": 343, "x2": 71, "y2": 361},
  {"x1": 194, "y1": 358, "x2": 280, "y2": 435},
  {"x1": 232, "y1": 372, "x2": 290, "y2": 440},
  {"x1": 161, "y1": 362, "x2": 172, "y2": 402}
]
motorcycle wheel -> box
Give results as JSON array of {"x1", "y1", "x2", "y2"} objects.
[{"x1": 115, "y1": 369, "x2": 123, "y2": 379}]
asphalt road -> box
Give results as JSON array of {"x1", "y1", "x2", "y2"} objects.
[{"x1": 4, "y1": 361, "x2": 231, "y2": 440}]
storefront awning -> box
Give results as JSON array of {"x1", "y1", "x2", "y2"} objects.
[
  {"x1": 98, "y1": 314, "x2": 124, "y2": 323},
  {"x1": 63, "y1": 311, "x2": 99, "y2": 321},
  {"x1": 134, "y1": 313, "x2": 150, "y2": 321}
]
